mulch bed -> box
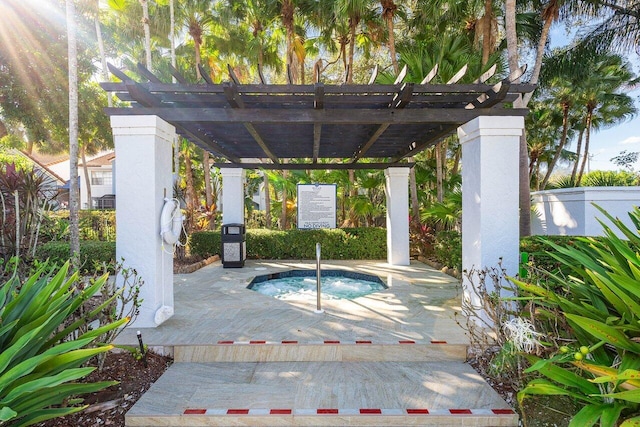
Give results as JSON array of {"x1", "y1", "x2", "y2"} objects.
[{"x1": 35, "y1": 351, "x2": 172, "y2": 427}]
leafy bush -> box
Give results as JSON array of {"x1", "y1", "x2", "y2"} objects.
[
  {"x1": 514, "y1": 206, "x2": 640, "y2": 426},
  {"x1": 548, "y1": 170, "x2": 638, "y2": 189},
  {"x1": 36, "y1": 241, "x2": 116, "y2": 273},
  {"x1": 520, "y1": 235, "x2": 585, "y2": 273},
  {"x1": 433, "y1": 230, "x2": 462, "y2": 271},
  {"x1": 581, "y1": 170, "x2": 638, "y2": 187},
  {"x1": 0, "y1": 261, "x2": 128, "y2": 426},
  {"x1": 190, "y1": 227, "x2": 386, "y2": 260},
  {"x1": 45, "y1": 210, "x2": 116, "y2": 242}
]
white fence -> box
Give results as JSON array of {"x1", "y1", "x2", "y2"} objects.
[{"x1": 531, "y1": 187, "x2": 640, "y2": 236}]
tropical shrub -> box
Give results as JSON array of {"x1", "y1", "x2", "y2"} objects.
[
  {"x1": 0, "y1": 261, "x2": 129, "y2": 426},
  {"x1": 433, "y1": 230, "x2": 462, "y2": 271},
  {"x1": 548, "y1": 170, "x2": 639, "y2": 189},
  {"x1": 190, "y1": 228, "x2": 387, "y2": 260},
  {"x1": 44, "y1": 210, "x2": 116, "y2": 242},
  {"x1": 36, "y1": 241, "x2": 116, "y2": 273},
  {"x1": 0, "y1": 163, "x2": 54, "y2": 261},
  {"x1": 514, "y1": 206, "x2": 640, "y2": 426}
]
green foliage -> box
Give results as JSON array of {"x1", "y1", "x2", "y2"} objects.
[
  {"x1": 190, "y1": 228, "x2": 387, "y2": 260},
  {"x1": 548, "y1": 171, "x2": 639, "y2": 189},
  {"x1": 0, "y1": 261, "x2": 128, "y2": 427},
  {"x1": 433, "y1": 230, "x2": 461, "y2": 271},
  {"x1": 520, "y1": 235, "x2": 585, "y2": 273},
  {"x1": 44, "y1": 210, "x2": 116, "y2": 242},
  {"x1": 581, "y1": 170, "x2": 639, "y2": 187},
  {"x1": 420, "y1": 191, "x2": 462, "y2": 230},
  {"x1": 36, "y1": 241, "x2": 116, "y2": 273},
  {"x1": 515, "y1": 206, "x2": 640, "y2": 426}
]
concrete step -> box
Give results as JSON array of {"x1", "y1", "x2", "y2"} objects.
[
  {"x1": 126, "y1": 361, "x2": 518, "y2": 427},
  {"x1": 174, "y1": 340, "x2": 467, "y2": 363}
]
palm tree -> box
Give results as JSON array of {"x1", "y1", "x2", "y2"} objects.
[
  {"x1": 335, "y1": 0, "x2": 373, "y2": 83},
  {"x1": 66, "y1": 0, "x2": 80, "y2": 264},
  {"x1": 380, "y1": 0, "x2": 399, "y2": 73},
  {"x1": 539, "y1": 77, "x2": 577, "y2": 188},
  {"x1": 574, "y1": 56, "x2": 637, "y2": 184}
]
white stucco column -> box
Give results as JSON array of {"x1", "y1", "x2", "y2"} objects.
[
  {"x1": 220, "y1": 168, "x2": 246, "y2": 224},
  {"x1": 111, "y1": 115, "x2": 175, "y2": 328},
  {"x1": 458, "y1": 116, "x2": 524, "y2": 315},
  {"x1": 385, "y1": 167, "x2": 410, "y2": 266}
]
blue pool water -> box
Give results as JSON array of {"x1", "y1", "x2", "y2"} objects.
[{"x1": 248, "y1": 270, "x2": 386, "y2": 300}]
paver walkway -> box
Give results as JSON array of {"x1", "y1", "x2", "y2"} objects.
[{"x1": 117, "y1": 260, "x2": 517, "y2": 426}]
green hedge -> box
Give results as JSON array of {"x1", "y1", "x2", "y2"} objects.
[
  {"x1": 35, "y1": 241, "x2": 116, "y2": 272},
  {"x1": 190, "y1": 227, "x2": 387, "y2": 260},
  {"x1": 433, "y1": 230, "x2": 462, "y2": 271},
  {"x1": 424, "y1": 232, "x2": 591, "y2": 274}
]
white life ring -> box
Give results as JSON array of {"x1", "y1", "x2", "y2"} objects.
[{"x1": 160, "y1": 198, "x2": 183, "y2": 245}]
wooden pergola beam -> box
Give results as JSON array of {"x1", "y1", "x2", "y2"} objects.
[
  {"x1": 313, "y1": 83, "x2": 324, "y2": 163},
  {"x1": 104, "y1": 106, "x2": 529, "y2": 124},
  {"x1": 214, "y1": 162, "x2": 415, "y2": 170},
  {"x1": 102, "y1": 81, "x2": 537, "y2": 95},
  {"x1": 223, "y1": 82, "x2": 280, "y2": 164},
  {"x1": 351, "y1": 83, "x2": 415, "y2": 163}
]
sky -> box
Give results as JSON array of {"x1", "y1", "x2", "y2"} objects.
[{"x1": 548, "y1": 24, "x2": 640, "y2": 172}]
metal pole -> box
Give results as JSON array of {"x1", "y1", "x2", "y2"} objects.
[{"x1": 315, "y1": 242, "x2": 324, "y2": 313}]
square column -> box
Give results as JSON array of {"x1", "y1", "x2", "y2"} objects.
[
  {"x1": 111, "y1": 115, "x2": 176, "y2": 327},
  {"x1": 385, "y1": 167, "x2": 410, "y2": 266},
  {"x1": 220, "y1": 168, "x2": 246, "y2": 224},
  {"x1": 458, "y1": 116, "x2": 524, "y2": 314}
]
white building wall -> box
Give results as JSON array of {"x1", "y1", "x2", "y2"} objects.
[
  {"x1": 531, "y1": 187, "x2": 640, "y2": 236},
  {"x1": 80, "y1": 166, "x2": 113, "y2": 209}
]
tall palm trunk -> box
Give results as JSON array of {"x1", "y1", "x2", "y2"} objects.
[
  {"x1": 570, "y1": 126, "x2": 586, "y2": 183},
  {"x1": 381, "y1": 0, "x2": 398, "y2": 74},
  {"x1": 541, "y1": 102, "x2": 570, "y2": 188},
  {"x1": 282, "y1": 0, "x2": 298, "y2": 83},
  {"x1": 281, "y1": 165, "x2": 289, "y2": 229},
  {"x1": 347, "y1": 18, "x2": 359, "y2": 83},
  {"x1": 184, "y1": 149, "x2": 198, "y2": 216},
  {"x1": 576, "y1": 109, "x2": 594, "y2": 185},
  {"x1": 203, "y1": 150, "x2": 213, "y2": 209},
  {"x1": 170, "y1": 0, "x2": 179, "y2": 186},
  {"x1": 264, "y1": 173, "x2": 271, "y2": 228},
  {"x1": 409, "y1": 157, "x2": 419, "y2": 222},
  {"x1": 139, "y1": 0, "x2": 152, "y2": 71},
  {"x1": 94, "y1": 2, "x2": 112, "y2": 108},
  {"x1": 506, "y1": 0, "x2": 531, "y2": 236},
  {"x1": 523, "y1": 5, "x2": 558, "y2": 105},
  {"x1": 67, "y1": 0, "x2": 80, "y2": 263},
  {"x1": 435, "y1": 144, "x2": 444, "y2": 203},
  {"x1": 481, "y1": 0, "x2": 492, "y2": 65},
  {"x1": 81, "y1": 146, "x2": 92, "y2": 209}
]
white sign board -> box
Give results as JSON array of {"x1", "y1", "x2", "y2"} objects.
[{"x1": 297, "y1": 184, "x2": 337, "y2": 229}]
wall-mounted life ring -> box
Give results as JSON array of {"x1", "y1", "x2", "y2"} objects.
[{"x1": 160, "y1": 198, "x2": 183, "y2": 245}]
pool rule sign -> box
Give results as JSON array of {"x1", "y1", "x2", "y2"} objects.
[{"x1": 297, "y1": 184, "x2": 337, "y2": 229}]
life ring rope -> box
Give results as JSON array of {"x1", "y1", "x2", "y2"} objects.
[{"x1": 160, "y1": 197, "x2": 185, "y2": 248}]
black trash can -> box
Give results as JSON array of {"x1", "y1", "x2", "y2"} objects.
[{"x1": 221, "y1": 223, "x2": 246, "y2": 268}]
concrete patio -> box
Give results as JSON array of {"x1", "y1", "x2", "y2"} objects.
[{"x1": 116, "y1": 259, "x2": 518, "y2": 426}]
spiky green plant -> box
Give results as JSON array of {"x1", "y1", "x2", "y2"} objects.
[
  {"x1": 0, "y1": 261, "x2": 128, "y2": 427},
  {"x1": 514, "y1": 205, "x2": 640, "y2": 426}
]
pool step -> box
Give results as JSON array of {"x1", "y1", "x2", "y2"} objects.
[
  {"x1": 174, "y1": 341, "x2": 467, "y2": 363},
  {"x1": 125, "y1": 361, "x2": 518, "y2": 427}
]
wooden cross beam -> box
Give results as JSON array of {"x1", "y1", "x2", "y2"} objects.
[
  {"x1": 223, "y1": 82, "x2": 280, "y2": 164},
  {"x1": 351, "y1": 82, "x2": 414, "y2": 163}
]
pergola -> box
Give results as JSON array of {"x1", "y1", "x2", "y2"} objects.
[
  {"x1": 102, "y1": 63, "x2": 534, "y2": 327},
  {"x1": 102, "y1": 63, "x2": 533, "y2": 169}
]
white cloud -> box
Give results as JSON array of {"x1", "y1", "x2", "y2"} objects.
[{"x1": 619, "y1": 136, "x2": 640, "y2": 145}]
